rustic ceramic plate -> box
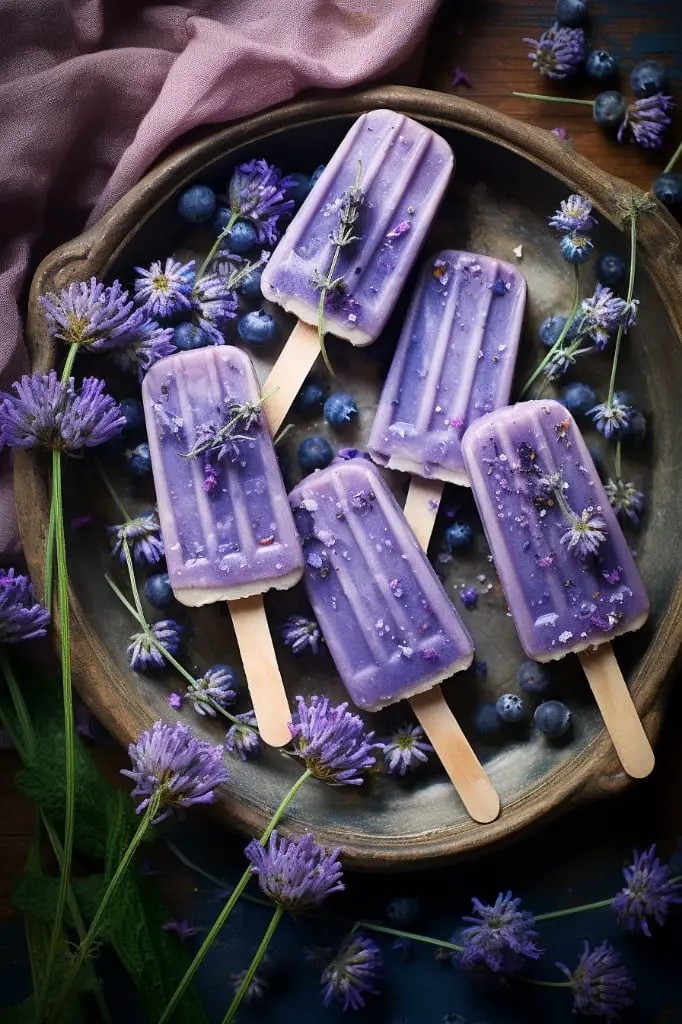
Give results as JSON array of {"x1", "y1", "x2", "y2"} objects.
[{"x1": 16, "y1": 86, "x2": 682, "y2": 869}]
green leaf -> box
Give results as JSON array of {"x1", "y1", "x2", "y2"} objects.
[{"x1": 11, "y1": 872, "x2": 105, "y2": 927}]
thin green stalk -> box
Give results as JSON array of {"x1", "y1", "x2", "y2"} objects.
[
  {"x1": 355, "y1": 920, "x2": 464, "y2": 954},
  {"x1": 95, "y1": 460, "x2": 132, "y2": 521},
  {"x1": 535, "y1": 897, "x2": 614, "y2": 922},
  {"x1": 607, "y1": 211, "x2": 638, "y2": 408},
  {"x1": 518, "y1": 977, "x2": 571, "y2": 988},
  {"x1": 663, "y1": 139, "x2": 682, "y2": 175},
  {"x1": 512, "y1": 92, "x2": 594, "y2": 106},
  {"x1": 521, "y1": 265, "x2": 581, "y2": 396},
  {"x1": 158, "y1": 768, "x2": 312, "y2": 1024},
  {"x1": 44, "y1": 345, "x2": 79, "y2": 602},
  {"x1": 46, "y1": 794, "x2": 161, "y2": 1024},
  {"x1": 221, "y1": 905, "x2": 283, "y2": 1024},
  {"x1": 195, "y1": 211, "x2": 239, "y2": 284},
  {"x1": 615, "y1": 441, "x2": 622, "y2": 480}
]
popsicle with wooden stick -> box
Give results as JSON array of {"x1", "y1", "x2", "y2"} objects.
[
  {"x1": 142, "y1": 346, "x2": 304, "y2": 747},
  {"x1": 260, "y1": 108, "x2": 454, "y2": 434},
  {"x1": 462, "y1": 399, "x2": 654, "y2": 778}
]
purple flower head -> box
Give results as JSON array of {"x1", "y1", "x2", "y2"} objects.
[
  {"x1": 557, "y1": 940, "x2": 635, "y2": 1021},
  {"x1": 168, "y1": 693, "x2": 182, "y2": 710},
  {"x1": 525, "y1": 23, "x2": 585, "y2": 79},
  {"x1": 40, "y1": 278, "x2": 146, "y2": 350},
  {"x1": 621, "y1": 298, "x2": 639, "y2": 331},
  {"x1": 113, "y1": 319, "x2": 176, "y2": 381},
  {"x1": 383, "y1": 723, "x2": 433, "y2": 776},
  {"x1": 280, "y1": 615, "x2": 322, "y2": 655},
  {"x1": 612, "y1": 844, "x2": 682, "y2": 936},
  {"x1": 579, "y1": 284, "x2": 628, "y2": 349},
  {"x1": 456, "y1": 892, "x2": 541, "y2": 975},
  {"x1": 245, "y1": 830, "x2": 344, "y2": 911},
  {"x1": 548, "y1": 195, "x2": 596, "y2": 234},
  {"x1": 0, "y1": 371, "x2": 125, "y2": 453},
  {"x1": 618, "y1": 93, "x2": 674, "y2": 149},
  {"x1": 161, "y1": 919, "x2": 199, "y2": 940},
  {"x1": 605, "y1": 479, "x2": 645, "y2": 526},
  {"x1": 187, "y1": 665, "x2": 237, "y2": 717},
  {"x1": 560, "y1": 507, "x2": 607, "y2": 558},
  {"x1": 0, "y1": 569, "x2": 50, "y2": 644},
  {"x1": 192, "y1": 273, "x2": 238, "y2": 345},
  {"x1": 560, "y1": 232, "x2": 594, "y2": 264},
  {"x1": 107, "y1": 511, "x2": 164, "y2": 565},
  {"x1": 121, "y1": 720, "x2": 228, "y2": 822},
  {"x1": 127, "y1": 619, "x2": 183, "y2": 671},
  {"x1": 321, "y1": 933, "x2": 382, "y2": 1011},
  {"x1": 225, "y1": 711, "x2": 261, "y2": 761},
  {"x1": 552, "y1": 127, "x2": 570, "y2": 140},
  {"x1": 229, "y1": 958, "x2": 271, "y2": 1004},
  {"x1": 227, "y1": 159, "x2": 296, "y2": 245},
  {"x1": 460, "y1": 586, "x2": 478, "y2": 609},
  {"x1": 134, "y1": 258, "x2": 196, "y2": 318},
  {"x1": 289, "y1": 694, "x2": 383, "y2": 786},
  {"x1": 589, "y1": 399, "x2": 632, "y2": 438}
]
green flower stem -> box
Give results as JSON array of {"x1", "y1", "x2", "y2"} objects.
[
  {"x1": 535, "y1": 897, "x2": 614, "y2": 922},
  {"x1": 195, "y1": 211, "x2": 239, "y2": 284},
  {"x1": 96, "y1": 459, "x2": 132, "y2": 521},
  {"x1": 521, "y1": 265, "x2": 581, "y2": 396},
  {"x1": 220, "y1": 905, "x2": 284, "y2": 1024},
  {"x1": 663, "y1": 139, "x2": 682, "y2": 175},
  {"x1": 606, "y1": 210, "x2": 638, "y2": 409},
  {"x1": 355, "y1": 920, "x2": 464, "y2": 954},
  {"x1": 615, "y1": 441, "x2": 622, "y2": 480},
  {"x1": 158, "y1": 768, "x2": 312, "y2": 1024},
  {"x1": 44, "y1": 344, "x2": 79, "y2": 603},
  {"x1": 46, "y1": 794, "x2": 161, "y2": 1024},
  {"x1": 512, "y1": 92, "x2": 594, "y2": 106},
  {"x1": 519, "y1": 978, "x2": 571, "y2": 988}
]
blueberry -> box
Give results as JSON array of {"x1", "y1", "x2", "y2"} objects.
[
  {"x1": 297, "y1": 436, "x2": 334, "y2": 473},
  {"x1": 534, "y1": 700, "x2": 572, "y2": 738},
  {"x1": 445, "y1": 522, "x2": 474, "y2": 551},
  {"x1": 294, "y1": 376, "x2": 326, "y2": 412},
  {"x1": 238, "y1": 310, "x2": 277, "y2": 345},
  {"x1": 119, "y1": 398, "x2": 145, "y2": 434},
  {"x1": 286, "y1": 171, "x2": 311, "y2": 205},
  {"x1": 173, "y1": 322, "x2": 210, "y2": 351},
  {"x1": 144, "y1": 573, "x2": 174, "y2": 609},
  {"x1": 213, "y1": 207, "x2": 232, "y2": 233},
  {"x1": 323, "y1": 392, "x2": 358, "y2": 427},
  {"x1": 539, "y1": 314, "x2": 579, "y2": 348},
  {"x1": 596, "y1": 253, "x2": 625, "y2": 288},
  {"x1": 385, "y1": 897, "x2": 423, "y2": 927},
  {"x1": 593, "y1": 91, "x2": 627, "y2": 129},
  {"x1": 177, "y1": 184, "x2": 216, "y2": 224},
  {"x1": 586, "y1": 50, "x2": 617, "y2": 83},
  {"x1": 495, "y1": 693, "x2": 525, "y2": 724},
  {"x1": 630, "y1": 59, "x2": 668, "y2": 98},
  {"x1": 560, "y1": 233, "x2": 593, "y2": 264},
  {"x1": 652, "y1": 172, "x2": 682, "y2": 207},
  {"x1": 473, "y1": 702, "x2": 502, "y2": 736},
  {"x1": 226, "y1": 219, "x2": 258, "y2": 253},
  {"x1": 237, "y1": 268, "x2": 263, "y2": 299},
  {"x1": 310, "y1": 164, "x2": 325, "y2": 188},
  {"x1": 555, "y1": 0, "x2": 588, "y2": 26},
  {"x1": 517, "y1": 660, "x2": 551, "y2": 695},
  {"x1": 125, "y1": 442, "x2": 152, "y2": 476},
  {"x1": 559, "y1": 382, "x2": 597, "y2": 417}
]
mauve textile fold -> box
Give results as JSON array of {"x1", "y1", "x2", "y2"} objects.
[{"x1": 0, "y1": 0, "x2": 440, "y2": 554}]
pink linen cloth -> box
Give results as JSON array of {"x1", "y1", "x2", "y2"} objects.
[{"x1": 0, "y1": 0, "x2": 441, "y2": 555}]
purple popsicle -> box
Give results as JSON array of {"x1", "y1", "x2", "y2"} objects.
[{"x1": 369, "y1": 250, "x2": 527, "y2": 486}]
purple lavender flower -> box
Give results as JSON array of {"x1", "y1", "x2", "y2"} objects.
[
  {"x1": 192, "y1": 273, "x2": 238, "y2": 345},
  {"x1": 605, "y1": 479, "x2": 645, "y2": 526},
  {"x1": 289, "y1": 694, "x2": 383, "y2": 785},
  {"x1": 245, "y1": 831, "x2": 344, "y2": 911},
  {"x1": 456, "y1": 892, "x2": 541, "y2": 975},
  {"x1": 552, "y1": 127, "x2": 570, "y2": 140},
  {"x1": 0, "y1": 569, "x2": 50, "y2": 644},
  {"x1": 579, "y1": 284, "x2": 628, "y2": 349},
  {"x1": 40, "y1": 278, "x2": 146, "y2": 350},
  {"x1": 618, "y1": 93, "x2": 674, "y2": 148},
  {"x1": 113, "y1": 319, "x2": 176, "y2": 381},
  {"x1": 134, "y1": 258, "x2": 195, "y2": 318},
  {"x1": 121, "y1": 720, "x2": 228, "y2": 822},
  {"x1": 460, "y1": 586, "x2": 478, "y2": 609},
  {"x1": 280, "y1": 615, "x2": 322, "y2": 655},
  {"x1": 0, "y1": 371, "x2": 125, "y2": 453},
  {"x1": 548, "y1": 195, "x2": 596, "y2": 233},
  {"x1": 107, "y1": 511, "x2": 164, "y2": 565},
  {"x1": 161, "y1": 919, "x2": 199, "y2": 939},
  {"x1": 187, "y1": 665, "x2": 237, "y2": 716},
  {"x1": 557, "y1": 940, "x2": 635, "y2": 1021},
  {"x1": 621, "y1": 298, "x2": 639, "y2": 332},
  {"x1": 560, "y1": 507, "x2": 607, "y2": 558},
  {"x1": 525, "y1": 23, "x2": 585, "y2": 79},
  {"x1": 589, "y1": 399, "x2": 632, "y2": 438},
  {"x1": 168, "y1": 693, "x2": 182, "y2": 710},
  {"x1": 320, "y1": 933, "x2": 382, "y2": 1011},
  {"x1": 612, "y1": 844, "x2": 682, "y2": 936},
  {"x1": 226, "y1": 159, "x2": 296, "y2": 245},
  {"x1": 383, "y1": 723, "x2": 433, "y2": 775},
  {"x1": 127, "y1": 619, "x2": 183, "y2": 671},
  {"x1": 225, "y1": 711, "x2": 261, "y2": 761}
]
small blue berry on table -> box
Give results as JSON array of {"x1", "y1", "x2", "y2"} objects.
[
  {"x1": 323, "y1": 392, "x2": 358, "y2": 427},
  {"x1": 596, "y1": 253, "x2": 625, "y2": 288},
  {"x1": 559, "y1": 381, "x2": 597, "y2": 417},
  {"x1": 631, "y1": 59, "x2": 668, "y2": 98},
  {"x1": 539, "y1": 313, "x2": 578, "y2": 347},
  {"x1": 534, "y1": 700, "x2": 572, "y2": 737},
  {"x1": 238, "y1": 310, "x2": 277, "y2": 344},
  {"x1": 585, "y1": 50, "x2": 617, "y2": 83},
  {"x1": 652, "y1": 172, "x2": 682, "y2": 207},
  {"x1": 474, "y1": 702, "x2": 503, "y2": 736},
  {"x1": 118, "y1": 398, "x2": 145, "y2": 435},
  {"x1": 445, "y1": 522, "x2": 473, "y2": 551},
  {"x1": 144, "y1": 573, "x2": 174, "y2": 609},
  {"x1": 294, "y1": 376, "x2": 326, "y2": 413},
  {"x1": 496, "y1": 693, "x2": 525, "y2": 724},
  {"x1": 518, "y1": 660, "x2": 551, "y2": 695},
  {"x1": 225, "y1": 218, "x2": 259, "y2": 253},
  {"x1": 555, "y1": 0, "x2": 588, "y2": 27},
  {"x1": 560, "y1": 233, "x2": 593, "y2": 264},
  {"x1": 177, "y1": 184, "x2": 216, "y2": 224},
  {"x1": 125, "y1": 442, "x2": 152, "y2": 476},
  {"x1": 593, "y1": 91, "x2": 627, "y2": 129},
  {"x1": 173, "y1": 322, "x2": 210, "y2": 351},
  {"x1": 237, "y1": 267, "x2": 263, "y2": 299},
  {"x1": 298, "y1": 436, "x2": 334, "y2": 473}
]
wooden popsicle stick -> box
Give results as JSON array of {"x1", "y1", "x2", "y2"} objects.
[
  {"x1": 228, "y1": 595, "x2": 292, "y2": 748},
  {"x1": 263, "y1": 320, "x2": 321, "y2": 436},
  {"x1": 410, "y1": 689, "x2": 500, "y2": 823},
  {"x1": 403, "y1": 477, "x2": 445, "y2": 550},
  {"x1": 578, "y1": 643, "x2": 655, "y2": 779}
]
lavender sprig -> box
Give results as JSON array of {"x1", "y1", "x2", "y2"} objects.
[
  {"x1": 0, "y1": 569, "x2": 50, "y2": 644},
  {"x1": 551, "y1": 481, "x2": 607, "y2": 558},
  {"x1": 557, "y1": 941, "x2": 635, "y2": 1020},
  {"x1": 181, "y1": 392, "x2": 272, "y2": 461},
  {"x1": 40, "y1": 278, "x2": 146, "y2": 350},
  {"x1": 524, "y1": 23, "x2": 585, "y2": 79}
]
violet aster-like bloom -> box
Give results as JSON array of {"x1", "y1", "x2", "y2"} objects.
[
  {"x1": 121, "y1": 720, "x2": 228, "y2": 822},
  {"x1": 187, "y1": 665, "x2": 237, "y2": 717},
  {"x1": 134, "y1": 258, "x2": 196, "y2": 318},
  {"x1": 456, "y1": 892, "x2": 541, "y2": 975},
  {"x1": 192, "y1": 273, "x2": 238, "y2": 345},
  {"x1": 605, "y1": 479, "x2": 645, "y2": 526},
  {"x1": 226, "y1": 159, "x2": 296, "y2": 245},
  {"x1": 0, "y1": 569, "x2": 50, "y2": 644},
  {"x1": 0, "y1": 371, "x2": 125, "y2": 453},
  {"x1": 289, "y1": 694, "x2": 383, "y2": 785},
  {"x1": 618, "y1": 93, "x2": 674, "y2": 149},
  {"x1": 225, "y1": 711, "x2": 262, "y2": 761},
  {"x1": 557, "y1": 940, "x2": 635, "y2": 1021},
  {"x1": 107, "y1": 511, "x2": 164, "y2": 565},
  {"x1": 113, "y1": 319, "x2": 176, "y2": 381},
  {"x1": 579, "y1": 284, "x2": 628, "y2": 350},
  {"x1": 321, "y1": 933, "x2": 383, "y2": 1011},
  {"x1": 525, "y1": 23, "x2": 585, "y2": 79},
  {"x1": 383, "y1": 723, "x2": 433, "y2": 776},
  {"x1": 612, "y1": 844, "x2": 682, "y2": 936},
  {"x1": 589, "y1": 399, "x2": 632, "y2": 438},
  {"x1": 560, "y1": 507, "x2": 607, "y2": 558},
  {"x1": 280, "y1": 615, "x2": 323, "y2": 655},
  {"x1": 127, "y1": 619, "x2": 183, "y2": 671},
  {"x1": 40, "y1": 277, "x2": 146, "y2": 350},
  {"x1": 245, "y1": 830, "x2": 344, "y2": 911},
  {"x1": 548, "y1": 194, "x2": 596, "y2": 234}
]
